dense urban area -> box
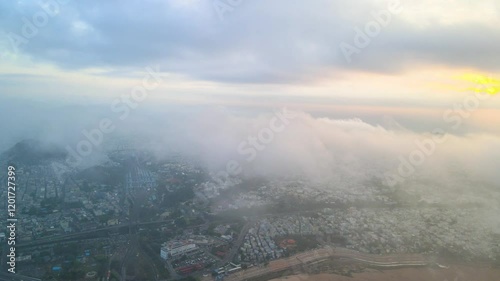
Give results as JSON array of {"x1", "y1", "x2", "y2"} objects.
[{"x1": 0, "y1": 139, "x2": 499, "y2": 281}]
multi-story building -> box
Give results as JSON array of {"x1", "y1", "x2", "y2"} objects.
[{"x1": 160, "y1": 241, "x2": 197, "y2": 260}]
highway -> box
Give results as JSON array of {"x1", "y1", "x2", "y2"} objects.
[
  {"x1": 17, "y1": 218, "x2": 173, "y2": 249},
  {"x1": 119, "y1": 178, "x2": 160, "y2": 281}
]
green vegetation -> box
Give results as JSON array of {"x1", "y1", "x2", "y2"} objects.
[
  {"x1": 40, "y1": 197, "x2": 64, "y2": 212},
  {"x1": 160, "y1": 186, "x2": 195, "y2": 207},
  {"x1": 76, "y1": 165, "x2": 126, "y2": 186}
]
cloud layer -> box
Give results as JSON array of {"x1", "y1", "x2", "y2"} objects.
[{"x1": 1, "y1": 0, "x2": 499, "y2": 83}]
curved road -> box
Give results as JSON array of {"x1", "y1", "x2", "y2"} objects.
[{"x1": 217, "y1": 247, "x2": 429, "y2": 281}]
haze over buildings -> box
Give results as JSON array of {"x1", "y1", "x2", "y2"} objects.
[{"x1": 0, "y1": 1, "x2": 499, "y2": 280}]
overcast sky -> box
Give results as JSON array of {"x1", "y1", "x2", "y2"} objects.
[
  {"x1": 0, "y1": 0, "x2": 499, "y2": 103},
  {"x1": 1, "y1": 0, "x2": 499, "y2": 139}
]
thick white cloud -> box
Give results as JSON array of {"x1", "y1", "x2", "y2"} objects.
[
  {"x1": 1, "y1": 97, "x2": 498, "y2": 211},
  {"x1": 136, "y1": 107, "x2": 500, "y2": 209}
]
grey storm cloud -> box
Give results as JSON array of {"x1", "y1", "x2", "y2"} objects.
[{"x1": 1, "y1": 0, "x2": 499, "y2": 83}]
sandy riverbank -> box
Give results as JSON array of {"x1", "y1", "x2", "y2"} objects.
[{"x1": 270, "y1": 265, "x2": 500, "y2": 281}]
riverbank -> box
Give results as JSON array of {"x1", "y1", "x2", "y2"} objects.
[{"x1": 270, "y1": 265, "x2": 500, "y2": 281}]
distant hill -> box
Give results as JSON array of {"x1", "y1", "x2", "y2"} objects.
[{"x1": 2, "y1": 139, "x2": 67, "y2": 166}]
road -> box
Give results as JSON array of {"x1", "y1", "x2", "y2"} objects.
[
  {"x1": 17, "y1": 218, "x2": 174, "y2": 249},
  {"x1": 215, "y1": 246, "x2": 429, "y2": 281},
  {"x1": 220, "y1": 221, "x2": 254, "y2": 266},
  {"x1": 119, "y1": 170, "x2": 160, "y2": 281},
  {"x1": 120, "y1": 193, "x2": 139, "y2": 281},
  {"x1": 106, "y1": 250, "x2": 117, "y2": 281}
]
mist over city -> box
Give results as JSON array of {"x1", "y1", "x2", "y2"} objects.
[{"x1": 1, "y1": 1, "x2": 499, "y2": 281}]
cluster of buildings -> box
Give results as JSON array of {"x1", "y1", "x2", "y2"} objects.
[
  {"x1": 0, "y1": 165, "x2": 62, "y2": 206},
  {"x1": 263, "y1": 179, "x2": 390, "y2": 204},
  {"x1": 155, "y1": 159, "x2": 204, "y2": 189},
  {"x1": 201, "y1": 178, "x2": 395, "y2": 213},
  {"x1": 196, "y1": 175, "x2": 242, "y2": 200},
  {"x1": 237, "y1": 207, "x2": 499, "y2": 265},
  {"x1": 239, "y1": 227, "x2": 284, "y2": 263},
  {"x1": 212, "y1": 194, "x2": 268, "y2": 213},
  {"x1": 0, "y1": 146, "x2": 210, "y2": 245},
  {"x1": 238, "y1": 216, "x2": 323, "y2": 264},
  {"x1": 158, "y1": 161, "x2": 202, "y2": 179},
  {"x1": 0, "y1": 161, "x2": 128, "y2": 242},
  {"x1": 125, "y1": 166, "x2": 157, "y2": 191},
  {"x1": 321, "y1": 207, "x2": 499, "y2": 259}
]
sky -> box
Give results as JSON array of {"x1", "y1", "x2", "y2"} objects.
[
  {"x1": 0, "y1": 0, "x2": 499, "y2": 105},
  {"x1": 1, "y1": 0, "x2": 500, "y2": 218}
]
